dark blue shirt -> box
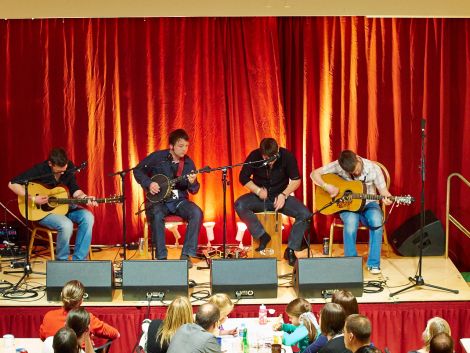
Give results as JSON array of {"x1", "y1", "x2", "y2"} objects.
[{"x1": 134, "y1": 149, "x2": 200, "y2": 208}]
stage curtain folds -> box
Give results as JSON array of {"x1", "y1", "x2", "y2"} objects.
[{"x1": 0, "y1": 18, "x2": 469, "y2": 268}]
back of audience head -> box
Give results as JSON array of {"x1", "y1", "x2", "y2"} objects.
[
  {"x1": 208, "y1": 293, "x2": 234, "y2": 324},
  {"x1": 159, "y1": 296, "x2": 194, "y2": 346},
  {"x1": 53, "y1": 327, "x2": 79, "y2": 353},
  {"x1": 286, "y1": 297, "x2": 317, "y2": 341},
  {"x1": 195, "y1": 303, "x2": 220, "y2": 332},
  {"x1": 344, "y1": 314, "x2": 371, "y2": 351},
  {"x1": 429, "y1": 332, "x2": 453, "y2": 353},
  {"x1": 66, "y1": 308, "x2": 90, "y2": 339},
  {"x1": 61, "y1": 280, "x2": 85, "y2": 311},
  {"x1": 332, "y1": 289, "x2": 359, "y2": 317},
  {"x1": 422, "y1": 317, "x2": 451, "y2": 350},
  {"x1": 320, "y1": 302, "x2": 346, "y2": 338}
]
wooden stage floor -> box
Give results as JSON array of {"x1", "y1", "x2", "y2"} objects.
[{"x1": 0, "y1": 243, "x2": 469, "y2": 307}]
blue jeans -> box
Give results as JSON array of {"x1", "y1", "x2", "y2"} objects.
[
  {"x1": 147, "y1": 199, "x2": 202, "y2": 259},
  {"x1": 339, "y1": 202, "x2": 383, "y2": 268},
  {"x1": 234, "y1": 193, "x2": 312, "y2": 250},
  {"x1": 39, "y1": 208, "x2": 94, "y2": 261}
]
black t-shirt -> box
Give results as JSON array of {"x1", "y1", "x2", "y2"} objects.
[
  {"x1": 10, "y1": 160, "x2": 81, "y2": 196},
  {"x1": 146, "y1": 319, "x2": 169, "y2": 353},
  {"x1": 239, "y1": 147, "x2": 301, "y2": 200}
]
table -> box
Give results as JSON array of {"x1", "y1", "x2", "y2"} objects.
[
  {"x1": 0, "y1": 338, "x2": 43, "y2": 353},
  {"x1": 224, "y1": 318, "x2": 293, "y2": 353},
  {"x1": 461, "y1": 338, "x2": 470, "y2": 353}
]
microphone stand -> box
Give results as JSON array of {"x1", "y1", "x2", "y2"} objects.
[
  {"x1": 390, "y1": 119, "x2": 458, "y2": 297},
  {"x1": 109, "y1": 165, "x2": 140, "y2": 260}
]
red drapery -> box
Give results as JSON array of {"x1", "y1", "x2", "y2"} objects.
[
  {"x1": 0, "y1": 18, "x2": 469, "y2": 269},
  {"x1": 1, "y1": 302, "x2": 469, "y2": 353}
]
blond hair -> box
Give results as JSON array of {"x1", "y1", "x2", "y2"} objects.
[
  {"x1": 286, "y1": 298, "x2": 316, "y2": 341},
  {"x1": 422, "y1": 317, "x2": 451, "y2": 351},
  {"x1": 61, "y1": 280, "x2": 85, "y2": 311},
  {"x1": 158, "y1": 296, "x2": 193, "y2": 347},
  {"x1": 208, "y1": 293, "x2": 234, "y2": 320}
]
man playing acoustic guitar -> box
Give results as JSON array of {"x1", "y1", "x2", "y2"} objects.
[
  {"x1": 8, "y1": 148, "x2": 97, "y2": 261},
  {"x1": 311, "y1": 150, "x2": 393, "y2": 275},
  {"x1": 134, "y1": 129, "x2": 202, "y2": 268}
]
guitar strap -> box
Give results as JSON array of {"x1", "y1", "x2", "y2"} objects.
[{"x1": 176, "y1": 157, "x2": 185, "y2": 177}]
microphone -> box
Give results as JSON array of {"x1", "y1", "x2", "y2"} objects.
[
  {"x1": 76, "y1": 161, "x2": 88, "y2": 173},
  {"x1": 261, "y1": 153, "x2": 280, "y2": 166}
]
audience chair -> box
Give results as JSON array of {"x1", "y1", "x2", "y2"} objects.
[
  {"x1": 328, "y1": 162, "x2": 391, "y2": 257},
  {"x1": 94, "y1": 339, "x2": 113, "y2": 353},
  {"x1": 28, "y1": 224, "x2": 93, "y2": 260}
]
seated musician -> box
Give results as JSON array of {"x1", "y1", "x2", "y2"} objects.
[
  {"x1": 8, "y1": 148, "x2": 96, "y2": 261},
  {"x1": 134, "y1": 129, "x2": 202, "y2": 268},
  {"x1": 234, "y1": 138, "x2": 312, "y2": 267},
  {"x1": 310, "y1": 150, "x2": 392, "y2": 275}
]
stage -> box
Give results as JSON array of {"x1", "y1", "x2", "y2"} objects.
[{"x1": 1, "y1": 244, "x2": 469, "y2": 353}]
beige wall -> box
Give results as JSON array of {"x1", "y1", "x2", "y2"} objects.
[{"x1": 1, "y1": 0, "x2": 470, "y2": 19}]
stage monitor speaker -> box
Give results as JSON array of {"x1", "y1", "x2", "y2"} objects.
[
  {"x1": 46, "y1": 260, "x2": 113, "y2": 302},
  {"x1": 294, "y1": 257, "x2": 363, "y2": 299},
  {"x1": 390, "y1": 210, "x2": 445, "y2": 256},
  {"x1": 122, "y1": 260, "x2": 188, "y2": 301},
  {"x1": 211, "y1": 258, "x2": 278, "y2": 299}
]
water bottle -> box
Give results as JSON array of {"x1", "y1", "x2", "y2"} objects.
[
  {"x1": 239, "y1": 323, "x2": 249, "y2": 353},
  {"x1": 259, "y1": 304, "x2": 268, "y2": 325}
]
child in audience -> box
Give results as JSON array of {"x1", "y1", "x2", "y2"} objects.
[
  {"x1": 208, "y1": 293, "x2": 237, "y2": 335},
  {"x1": 274, "y1": 298, "x2": 319, "y2": 353}
]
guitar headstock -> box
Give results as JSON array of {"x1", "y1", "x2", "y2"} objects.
[{"x1": 395, "y1": 195, "x2": 415, "y2": 205}]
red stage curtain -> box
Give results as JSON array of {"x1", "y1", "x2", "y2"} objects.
[
  {"x1": 0, "y1": 18, "x2": 469, "y2": 268},
  {"x1": 0, "y1": 302, "x2": 469, "y2": 353}
]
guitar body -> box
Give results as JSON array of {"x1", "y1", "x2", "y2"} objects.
[
  {"x1": 146, "y1": 174, "x2": 174, "y2": 203},
  {"x1": 18, "y1": 183, "x2": 70, "y2": 221},
  {"x1": 315, "y1": 174, "x2": 367, "y2": 215}
]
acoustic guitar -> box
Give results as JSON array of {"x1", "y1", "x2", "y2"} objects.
[
  {"x1": 315, "y1": 174, "x2": 414, "y2": 215},
  {"x1": 146, "y1": 166, "x2": 211, "y2": 203},
  {"x1": 18, "y1": 182, "x2": 123, "y2": 221}
]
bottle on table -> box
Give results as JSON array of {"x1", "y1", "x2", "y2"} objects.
[{"x1": 259, "y1": 304, "x2": 268, "y2": 325}]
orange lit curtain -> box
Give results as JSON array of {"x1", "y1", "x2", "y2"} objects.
[{"x1": 0, "y1": 18, "x2": 469, "y2": 268}]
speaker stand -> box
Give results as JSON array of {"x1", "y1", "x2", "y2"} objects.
[{"x1": 390, "y1": 119, "x2": 458, "y2": 297}]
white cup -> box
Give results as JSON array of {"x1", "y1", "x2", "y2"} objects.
[{"x1": 3, "y1": 334, "x2": 15, "y2": 347}]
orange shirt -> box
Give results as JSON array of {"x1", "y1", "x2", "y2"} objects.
[{"x1": 39, "y1": 308, "x2": 120, "y2": 340}]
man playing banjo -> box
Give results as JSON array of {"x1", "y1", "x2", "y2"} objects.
[{"x1": 134, "y1": 129, "x2": 202, "y2": 268}]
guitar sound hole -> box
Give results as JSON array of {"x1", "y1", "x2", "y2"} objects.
[{"x1": 48, "y1": 197, "x2": 58, "y2": 207}]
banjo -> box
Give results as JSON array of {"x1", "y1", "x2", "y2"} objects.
[{"x1": 146, "y1": 166, "x2": 211, "y2": 203}]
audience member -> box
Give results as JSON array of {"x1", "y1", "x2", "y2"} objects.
[
  {"x1": 305, "y1": 290, "x2": 359, "y2": 353},
  {"x1": 344, "y1": 314, "x2": 373, "y2": 353},
  {"x1": 316, "y1": 303, "x2": 350, "y2": 353},
  {"x1": 143, "y1": 296, "x2": 194, "y2": 353},
  {"x1": 408, "y1": 317, "x2": 451, "y2": 353},
  {"x1": 273, "y1": 298, "x2": 319, "y2": 353},
  {"x1": 45, "y1": 308, "x2": 94, "y2": 353},
  {"x1": 167, "y1": 303, "x2": 221, "y2": 353},
  {"x1": 40, "y1": 280, "x2": 120, "y2": 341},
  {"x1": 52, "y1": 327, "x2": 79, "y2": 353},
  {"x1": 429, "y1": 333, "x2": 453, "y2": 353},
  {"x1": 208, "y1": 293, "x2": 237, "y2": 336}
]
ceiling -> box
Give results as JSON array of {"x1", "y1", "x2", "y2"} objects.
[{"x1": 2, "y1": 0, "x2": 470, "y2": 19}]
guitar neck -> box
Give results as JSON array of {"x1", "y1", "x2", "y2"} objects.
[
  {"x1": 351, "y1": 193, "x2": 386, "y2": 201},
  {"x1": 56, "y1": 198, "x2": 110, "y2": 205}
]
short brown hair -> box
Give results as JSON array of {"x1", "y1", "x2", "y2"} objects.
[
  {"x1": 332, "y1": 290, "x2": 359, "y2": 317},
  {"x1": 48, "y1": 148, "x2": 68, "y2": 167},
  {"x1": 345, "y1": 314, "x2": 371, "y2": 343},
  {"x1": 429, "y1": 332, "x2": 453, "y2": 353},
  {"x1": 53, "y1": 327, "x2": 79, "y2": 353},
  {"x1": 260, "y1": 138, "x2": 279, "y2": 157},
  {"x1": 320, "y1": 302, "x2": 346, "y2": 337},
  {"x1": 169, "y1": 129, "x2": 189, "y2": 145},
  {"x1": 338, "y1": 150, "x2": 358, "y2": 173},
  {"x1": 61, "y1": 280, "x2": 85, "y2": 311}
]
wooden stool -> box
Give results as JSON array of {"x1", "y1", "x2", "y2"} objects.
[
  {"x1": 28, "y1": 225, "x2": 93, "y2": 260},
  {"x1": 251, "y1": 211, "x2": 283, "y2": 260},
  {"x1": 143, "y1": 215, "x2": 185, "y2": 258}
]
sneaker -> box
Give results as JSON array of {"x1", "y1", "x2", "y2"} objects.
[
  {"x1": 180, "y1": 254, "x2": 193, "y2": 269},
  {"x1": 368, "y1": 267, "x2": 381, "y2": 275}
]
